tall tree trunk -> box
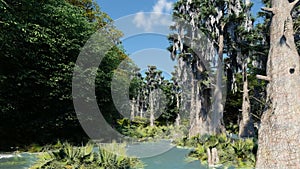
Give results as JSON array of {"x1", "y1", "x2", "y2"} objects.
[
  {"x1": 136, "y1": 94, "x2": 140, "y2": 118},
  {"x1": 256, "y1": 0, "x2": 300, "y2": 168},
  {"x1": 140, "y1": 90, "x2": 146, "y2": 118},
  {"x1": 189, "y1": 80, "x2": 197, "y2": 136},
  {"x1": 239, "y1": 61, "x2": 255, "y2": 137},
  {"x1": 238, "y1": 0, "x2": 255, "y2": 138},
  {"x1": 130, "y1": 98, "x2": 135, "y2": 120},
  {"x1": 175, "y1": 93, "x2": 181, "y2": 127},
  {"x1": 189, "y1": 79, "x2": 206, "y2": 136},
  {"x1": 195, "y1": 82, "x2": 201, "y2": 132},
  {"x1": 211, "y1": 24, "x2": 226, "y2": 134},
  {"x1": 140, "y1": 101, "x2": 144, "y2": 118},
  {"x1": 149, "y1": 90, "x2": 155, "y2": 127}
]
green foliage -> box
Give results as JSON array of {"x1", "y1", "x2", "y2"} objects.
[
  {"x1": 98, "y1": 141, "x2": 144, "y2": 169},
  {"x1": 131, "y1": 117, "x2": 149, "y2": 127},
  {"x1": 30, "y1": 142, "x2": 97, "y2": 169},
  {"x1": 126, "y1": 66, "x2": 179, "y2": 125},
  {"x1": 176, "y1": 134, "x2": 257, "y2": 168},
  {"x1": 225, "y1": 122, "x2": 239, "y2": 135},
  {"x1": 30, "y1": 142, "x2": 143, "y2": 169},
  {"x1": 117, "y1": 118, "x2": 132, "y2": 128},
  {"x1": 25, "y1": 144, "x2": 44, "y2": 153},
  {"x1": 0, "y1": 0, "x2": 128, "y2": 150},
  {"x1": 66, "y1": 0, "x2": 123, "y2": 40},
  {"x1": 0, "y1": 0, "x2": 94, "y2": 149},
  {"x1": 118, "y1": 120, "x2": 186, "y2": 141}
]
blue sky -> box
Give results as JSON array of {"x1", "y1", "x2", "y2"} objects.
[
  {"x1": 98, "y1": 0, "x2": 263, "y2": 19},
  {"x1": 97, "y1": 0, "x2": 264, "y2": 78},
  {"x1": 97, "y1": 0, "x2": 176, "y2": 78},
  {"x1": 98, "y1": 0, "x2": 167, "y2": 19}
]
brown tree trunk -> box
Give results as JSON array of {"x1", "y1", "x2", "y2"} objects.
[
  {"x1": 256, "y1": 0, "x2": 300, "y2": 168},
  {"x1": 239, "y1": 61, "x2": 255, "y2": 137}
]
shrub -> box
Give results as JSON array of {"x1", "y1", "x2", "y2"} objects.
[
  {"x1": 226, "y1": 122, "x2": 239, "y2": 135},
  {"x1": 98, "y1": 141, "x2": 143, "y2": 169},
  {"x1": 176, "y1": 134, "x2": 257, "y2": 168},
  {"x1": 30, "y1": 142, "x2": 144, "y2": 169},
  {"x1": 120, "y1": 124, "x2": 186, "y2": 141}
]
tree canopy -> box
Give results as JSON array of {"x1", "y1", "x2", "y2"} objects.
[{"x1": 0, "y1": 0, "x2": 127, "y2": 150}]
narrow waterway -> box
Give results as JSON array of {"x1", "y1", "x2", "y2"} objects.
[
  {"x1": 126, "y1": 140, "x2": 207, "y2": 169},
  {"x1": 140, "y1": 147, "x2": 205, "y2": 169},
  {"x1": 0, "y1": 153, "x2": 37, "y2": 169},
  {"x1": 0, "y1": 140, "x2": 207, "y2": 169}
]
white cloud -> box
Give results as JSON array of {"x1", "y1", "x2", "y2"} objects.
[
  {"x1": 133, "y1": 12, "x2": 152, "y2": 31},
  {"x1": 133, "y1": 0, "x2": 173, "y2": 31},
  {"x1": 153, "y1": 0, "x2": 173, "y2": 13}
]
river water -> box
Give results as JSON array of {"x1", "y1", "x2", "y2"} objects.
[
  {"x1": 140, "y1": 146, "x2": 205, "y2": 169},
  {"x1": 0, "y1": 153, "x2": 37, "y2": 169},
  {"x1": 0, "y1": 140, "x2": 207, "y2": 169},
  {"x1": 126, "y1": 140, "x2": 206, "y2": 169}
]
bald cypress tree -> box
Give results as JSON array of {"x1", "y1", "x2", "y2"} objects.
[
  {"x1": 170, "y1": 0, "x2": 252, "y2": 136},
  {"x1": 256, "y1": 0, "x2": 300, "y2": 167}
]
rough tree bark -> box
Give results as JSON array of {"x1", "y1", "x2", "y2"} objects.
[
  {"x1": 239, "y1": 61, "x2": 255, "y2": 137},
  {"x1": 171, "y1": 0, "x2": 228, "y2": 137},
  {"x1": 211, "y1": 24, "x2": 226, "y2": 134},
  {"x1": 238, "y1": 0, "x2": 255, "y2": 138},
  {"x1": 140, "y1": 90, "x2": 146, "y2": 118},
  {"x1": 140, "y1": 99, "x2": 144, "y2": 118},
  {"x1": 136, "y1": 94, "x2": 140, "y2": 118},
  {"x1": 130, "y1": 97, "x2": 135, "y2": 120},
  {"x1": 149, "y1": 90, "x2": 155, "y2": 127},
  {"x1": 189, "y1": 79, "x2": 197, "y2": 136},
  {"x1": 256, "y1": 0, "x2": 300, "y2": 168},
  {"x1": 189, "y1": 78, "x2": 207, "y2": 137},
  {"x1": 175, "y1": 93, "x2": 181, "y2": 126}
]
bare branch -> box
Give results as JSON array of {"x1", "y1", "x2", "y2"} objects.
[
  {"x1": 290, "y1": 0, "x2": 300, "y2": 8},
  {"x1": 0, "y1": 0, "x2": 8, "y2": 7},
  {"x1": 250, "y1": 96, "x2": 266, "y2": 105},
  {"x1": 251, "y1": 113, "x2": 261, "y2": 120},
  {"x1": 261, "y1": 7, "x2": 275, "y2": 13},
  {"x1": 256, "y1": 75, "x2": 271, "y2": 81}
]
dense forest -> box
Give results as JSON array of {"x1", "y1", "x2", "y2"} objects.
[{"x1": 1, "y1": 0, "x2": 300, "y2": 168}]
